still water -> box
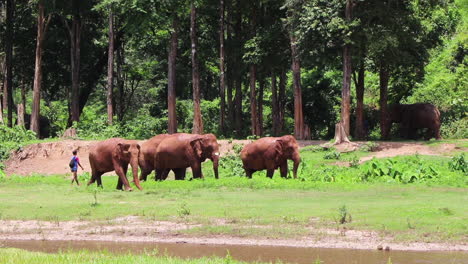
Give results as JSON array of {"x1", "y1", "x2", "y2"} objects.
[{"x1": 1, "y1": 240, "x2": 467, "y2": 264}]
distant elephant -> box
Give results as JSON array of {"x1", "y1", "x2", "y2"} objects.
[
  {"x1": 154, "y1": 133, "x2": 220, "y2": 180},
  {"x1": 387, "y1": 103, "x2": 441, "y2": 140},
  {"x1": 23, "y1": 114, "x2": 51, "y2": 138},
  {"x1": 138, "y1": 134, "x2": 172, "y2": 181},
  {"x1": 88, "y1": 138, "x2": 142, "y2": 191},
  {"x1": 240, "y1": 135, "x2": 301, "y2": 179}
]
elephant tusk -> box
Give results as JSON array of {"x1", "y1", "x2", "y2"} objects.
[{"x1": 214, "y1": 152, "x2": 220, "y2": 156}]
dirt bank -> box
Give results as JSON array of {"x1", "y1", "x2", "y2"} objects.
[
  {"x1": 0, "y1": 217, "x2": 466, "y2": 251},
  {"x1": 4, "y1": 139, "x2": 462, "y2": 176}
]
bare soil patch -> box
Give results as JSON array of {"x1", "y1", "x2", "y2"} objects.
[
  {"x1": 4, "y1": 139, "x2": 463, "y2": 176},
  {"x1": 0, "y1": 218, "x2": 466, "y2": 251}
]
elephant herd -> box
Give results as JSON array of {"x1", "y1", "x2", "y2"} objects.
[{"x1": 87, "y1": 133, "x2": 301, "y2": 191}]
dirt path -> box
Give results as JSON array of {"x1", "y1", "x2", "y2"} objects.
[
  {"x1": 0, "y1": 217, "x2": 466, "y2": 251},
  {"x1": 4, "y1": 139, "x2": 463, "y2": 176}
]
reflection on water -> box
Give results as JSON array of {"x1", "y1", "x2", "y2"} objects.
[{"x1": 1, "y1": 240, "x2": 467, "y2": 264}]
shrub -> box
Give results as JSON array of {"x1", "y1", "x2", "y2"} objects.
[
  {"x1": 448, "y1": 153, "x2": 467, "y2": 174},
  {"x1": 441, "y1": 118, "x2": 468, "y2": 139},
  {"x1": 323, "y1": 150, "x2": 340, "y2": 160},
  {"x1": 0, "y1": 125, "x2": 36, "y2": 160},
  {"x1": 361, "y1": 156, "x2": 439, "y2": 184}
]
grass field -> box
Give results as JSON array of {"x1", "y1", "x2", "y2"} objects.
[
  {"x1": 0, "y1": 248, "x2": 270, "y2": 264},
  {"x1": 0, "y1": 141, "x2": 466, "y2": 244},
  {"x1": 0, "y1": 172, "x2": 466, "y2": 243}
]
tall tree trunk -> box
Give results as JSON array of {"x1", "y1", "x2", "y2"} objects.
[
  {"x1": 117, "y1": 44, "x2": 124, "y2": 121},
  {"x1": 278, "y1": 69, "x2": 286, "y2": 135},
  {"x1": 290, "y1": 34, "x2": 304, "y2": 140},
  {"x1": 271, "y1": 72, "x2": 279, "y2": 136},
  {"x1": 218, "y1": 0, "x2": 226, "y2": 135},
  {"x1": 249, "y1": 65, "x2": 258, "y2": 136},
  {"x1": 234, "y1": 0, "x2": 242, "y2": 137},
  {"x1": 354, "y1": 57, "x2": 365, "y2": 139},
  {"x1": 379, "y1": 63, "x2": 390, "y2": 140},
  {"x1": 63, "y1": 12, "x2": 82, "y2": 126},
  {"x1": 31, "y1": 0, "x2": 51, "y2": 137},
  {"x1": 191, "y1": 1, "x2": 203, "y2": 134},
  {"x1": 340, "y1": 0, "x2": 353, "y2": 137},
  {"x1": 2, "y1": 62, "x2": 7, "y2": 118},
  {"x1": 257, "y1": 78, "x2": 264, "y2": 136},
  {"x1": 106, "y1": 5, "x2": 114, "y2": 125},
  {"x1": 168, "y1": 15, "x2": 178, "y2": 134},
  {"x1": 226, "y1": 10, "x2": 234, "y2": 130},
  {"x1": 0, "y1": 99, "x2": 3, "y2": 124},
  {"x1": 5, "y1": 0, "x2": 14, "y2": 127}
]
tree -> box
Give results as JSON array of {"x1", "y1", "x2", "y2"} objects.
[
  {"x1": 106, "y1": 3, "x2": 114, "y2": 125},
  {"x1": 4, "y1": 0, "x2": 14, "y2": 127},
  {"x1": 290, "y1": 32, "x2": 305, "y2": 139},
  {"x1": 31, "y1": 0, "x2": 52, "y2": 137},
  {"x1": 191, "y1": 0, "x2": 203, "y2": 134},
  {"x1": 167, "y1": 13, "x2": 178, "y2": 134},
  {"x1": 340, "y1": 0, "x2": 352, "y2": 136},
  {"x1": 271, "y1": 72, "x2": 279, "y2": 136},
  {"x1": 218, "y1": 0, "x2": 226, "y2": 134},
  {"x1": 61, "y1": 0, "x2": 84, "y2": 125}
]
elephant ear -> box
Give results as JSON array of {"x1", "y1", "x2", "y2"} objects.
[
  {"x1": 272, "y1": 139, "x2": 285, "y2": 162},
  {"x1": 190, "y1": 138, "x2": 204, "y2": 159},
  {"x1": 118, "y1": 143, "x2": 131, "y2": 153}
]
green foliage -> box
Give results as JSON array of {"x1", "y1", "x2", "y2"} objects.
[
  {"x1": 323, "y1": 150, "x2": 340, "y2": 160},
  {"x1": 219, "y1": 154, "x2": 245, "y2": 178},
  {"x1": 361, "y1": 156, "x2": 439, "y2": 184},
  {"x1": 0, "y1": 125, "x2": 36, "y2": 161},
  {"x1": 448, "y1": 153, "x2": 467, "y2": 174},
  {"x1": 441, "y1": 118, "x2": 468, "y2": 139},
  {"x1": 337, "y1": 205, "x2": 351, "y2": 224},
  {"x1": 359, "y1": 142, "x2": 379, "y2": 152}
]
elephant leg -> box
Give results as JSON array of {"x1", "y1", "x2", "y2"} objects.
[
  {"x1": 245, "y1": 168, "x2": 254, "y2": 179},
  {"x1": 174, "y1": 168, "x2": 186, "y2": 180},
  {"x1": 115, "y1": 165, "x2": 132, "y2": 191},
  {"x1": 96, "y1": 174, "x2": 104, "y2": 188},
  {"x1": 280, "y1": 162, "x2": 288, "y2": 178},
  {"x1": 87, "y1": 170, "x2": 97, "y2": 186},
  {"x1": 191, "y1": 163, "x2": 202, "y2": 179},
  {"x1": 116, "y1": 178, "x2": 123, "y2": 190},
  {"x1": 266, "y1": 169, "x2": 275, "y2": 179},
  {"x1": 88, "y1": 171, "x2": 103, "y2": 187},
  {"x1": 155, "y1": 169, "x2": 168, "y2": 181},
  {"x1": 139, "y1": 168, "x2": 150, "y2": 181}
]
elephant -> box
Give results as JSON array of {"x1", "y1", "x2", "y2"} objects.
[
  {"x1": 154, "y1": 133, "x2": 220, "y2": 180},
  {"x1": 240, "y1": 135, "x2": 301, "y2": 179},
  {"x1": 138, "y1": 134, "x2": 172, "y2": 181},
  {"x1": 387, "y1": 103, "x2": 441, "y2": 140},
  {"x1": 88, "y1": 138, "x2": 142, "y2": 191}
]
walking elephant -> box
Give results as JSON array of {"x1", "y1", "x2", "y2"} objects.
[
  {"x1": 138, "y1": 134, "x2": 172, "y2": 181},
  {"x1": 88, "y1": 138, "x2": 142, "y2": 191},
  {"x1": 154, "y1": 133, "x2": 220, "y2": 180},
  {"x1": 387, "y1": 103, "x2": 441, "y2": 140},
  {"x1": 240, "y1": 135, "x2": 301, "y2": 179}
]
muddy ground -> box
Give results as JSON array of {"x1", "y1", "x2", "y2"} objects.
[{"x1": 0, "y1": 216, "x2": 466, "y2": 251}]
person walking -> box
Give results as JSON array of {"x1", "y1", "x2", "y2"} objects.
[{"x1": 70, "y1": 150, "x2": 84, "y2": 186}]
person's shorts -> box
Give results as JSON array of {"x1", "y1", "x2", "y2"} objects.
[{"x1": 71, "y1": 168, "x2": 77, "y2": 172}]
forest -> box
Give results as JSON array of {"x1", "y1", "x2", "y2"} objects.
[{"x1": 0, "y1": 0, "x2": 466, "y2": 140}]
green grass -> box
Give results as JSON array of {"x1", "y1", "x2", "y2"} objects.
[
  {"x1": 0, "y1": 248, "x2": 266, "y2": 264},
  {"x1": 0, "y1": 171, "x2": 466, "y2": 243}
]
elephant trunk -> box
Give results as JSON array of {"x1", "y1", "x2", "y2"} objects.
[
  {"x1": 131, "y1": 157, "x2": 143, "y2": 190},
  {"x1": 212, "y1": 154, "x2": 219, "y2": 179},
  {"x1": 292, "y1": 153, "x2": 301, "y2": 179}
]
